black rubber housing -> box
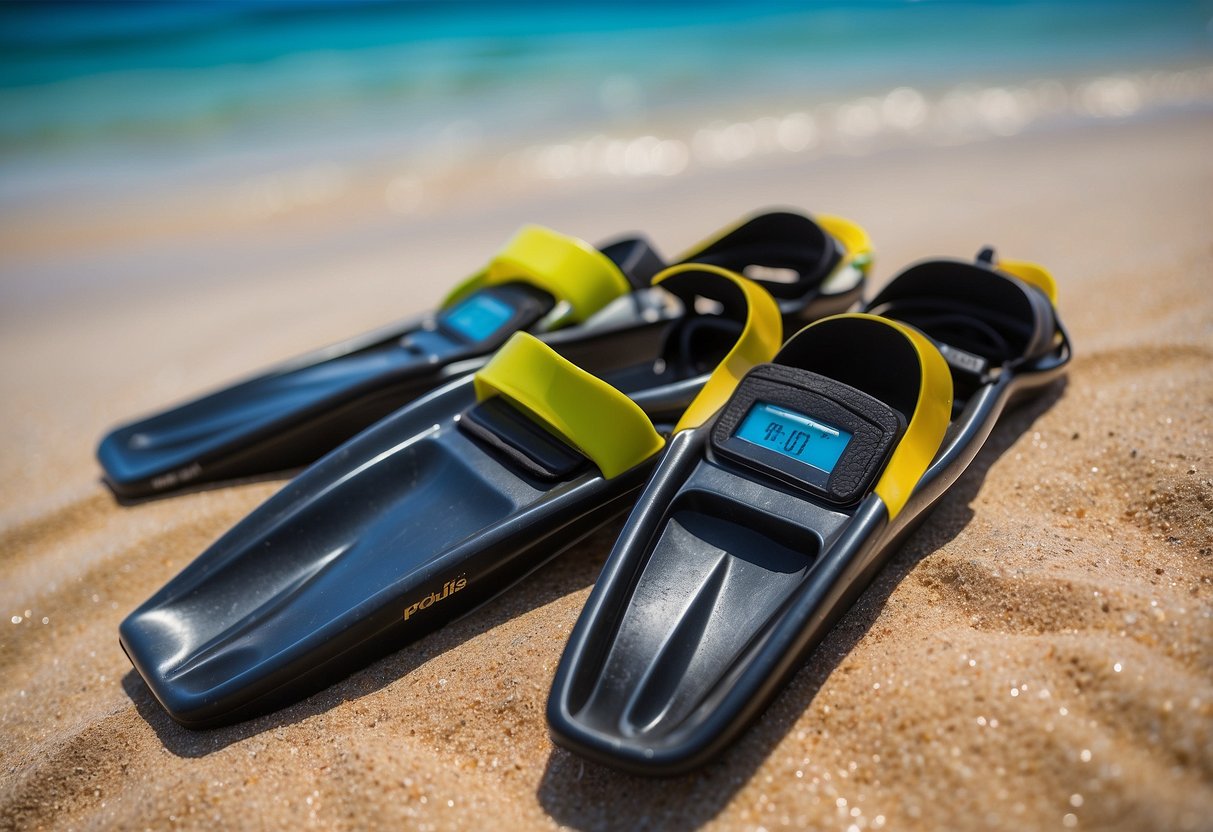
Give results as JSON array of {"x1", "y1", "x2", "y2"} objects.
[
  {"x1": 97, "y1": 211, "x2": 863, "y2": 499},
  {"x1": 710, "y1": 364, "x2": 905, "y2": 505},
  {"x1": 546, "y1": 251, "x2": 1072, "y2": 775},
  {"x1": 120, "y1": 268, "x2": 777, "y2": 729}
]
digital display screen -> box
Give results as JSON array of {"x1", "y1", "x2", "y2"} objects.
[
  {"x1": 735, "y1": 402, "x2": 853, "y2": 473},
  {"x1": 441, "y1": 293, "x2": 515, "y2": 342}
]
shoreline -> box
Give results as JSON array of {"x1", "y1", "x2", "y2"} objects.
[
  {"x1": 3, "y1": 62, "x2": 1211, "y2": 308},
  {"x1": 0, "y1": 106, "x2": 1207, "y2": 326}
]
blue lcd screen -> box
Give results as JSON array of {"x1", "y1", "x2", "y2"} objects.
[
  {"x1": 735, "y1": 402, "x2": 853, "y2": 474},
  {"x1": 441, "y1": 293, "x2": 515, "y2": 342}
]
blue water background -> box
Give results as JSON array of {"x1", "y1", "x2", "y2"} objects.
[{"x1": 0, "y1": 1, "x2": 1209, "y2": 202}]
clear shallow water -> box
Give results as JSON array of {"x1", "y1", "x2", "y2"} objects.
[{"x1": 0, "y1": 1, "x2": 1210, "y2": 206}]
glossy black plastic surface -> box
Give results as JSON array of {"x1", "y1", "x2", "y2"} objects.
[
  {"x1": 99, "y1": 212, "x2": 862, "y2": 499},
  {"x1": 547, "y1": 252, "x2": 1071, "y2": 775},
  {"x1": 119, "y1": 269, "x2": 773, "y2": 729},
  {"x1": 97, "y1": 240, "x2": 653, "y2": 499}
]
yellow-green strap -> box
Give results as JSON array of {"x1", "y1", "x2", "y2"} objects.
[
  {"x1": 473, "y1": 332, "x2": 665, "y2": 479},
  {"x1": 442, "y1": 225, "x2": 632, "y2": 328},
  {"x1": 809, "y1": 313, "x2": 956, "y2": 520},
  {"x1": 659, "y1": 264, "x2": 784, "y2": 433},
  {"x1": 816, "y1": 214, "x2": 874, "y2": 275},
  {"x1": 996, "y1": 258, "x2": 1058, "y2": 306}
]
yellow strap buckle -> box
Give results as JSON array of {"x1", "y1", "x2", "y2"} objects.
[{"x1": 442, "y1": 225, "x2": 632, "y2": 329}]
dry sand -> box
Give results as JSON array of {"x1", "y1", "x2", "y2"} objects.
[{"x1": 1, "y1": 113, "x2": 1211, "y2": 831}]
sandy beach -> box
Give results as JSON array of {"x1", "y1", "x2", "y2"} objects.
[{"x1": 1, "y1": 111, "x2": 1211, "y2": 830}]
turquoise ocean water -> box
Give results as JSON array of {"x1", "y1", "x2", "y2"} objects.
[{"x1": 1, "y1": 1, "x2": 1210, "y2": 207}]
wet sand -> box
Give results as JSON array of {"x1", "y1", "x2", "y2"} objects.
[{"x1": 1, "y1": 113, "x2": 1211, "y2": 831}]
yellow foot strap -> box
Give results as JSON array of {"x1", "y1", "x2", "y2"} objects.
[
  {"x1": 816, "y1": 213, "x2": 874, "y2": 276},
  {"x1": 864, "y1": 314, "x2": 954, "y2": 519},
  {"x1": 473, "y1": 332, "x2": 665, "y2": 479},
  {"x1": 655, "y1": 264, "x2": 783, "y2": 433},
  {"x1": 442, "y1": 225, "x2": 632, "y2": 329},
  {"x1": 995, "y1": 258, "x2": 1059, "y2": 306}
]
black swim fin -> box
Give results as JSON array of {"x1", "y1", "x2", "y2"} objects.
[
  {"x1": 546, "y1": 250, "x2": 1071, "y2": 775},
  {"x1": 98, "y1": 211, "x2": 869, "y2": 499},
  {"x1": 119, "y1": 264, "x2": 785, "y2": 729}
]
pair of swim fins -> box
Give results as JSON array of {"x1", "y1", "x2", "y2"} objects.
[
  {"x1": 98, "y1": 211, "x2": 868, "y2": 499},
  {"x1": 546, "y1": 247, "x2": 1071, "y2": 774},
  {"x1": 117, "y1": 220, "x2": 1070, "y2": 776},
  {"x1": 116, "y1": 207, "x2": 863, "y2": 725}
]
